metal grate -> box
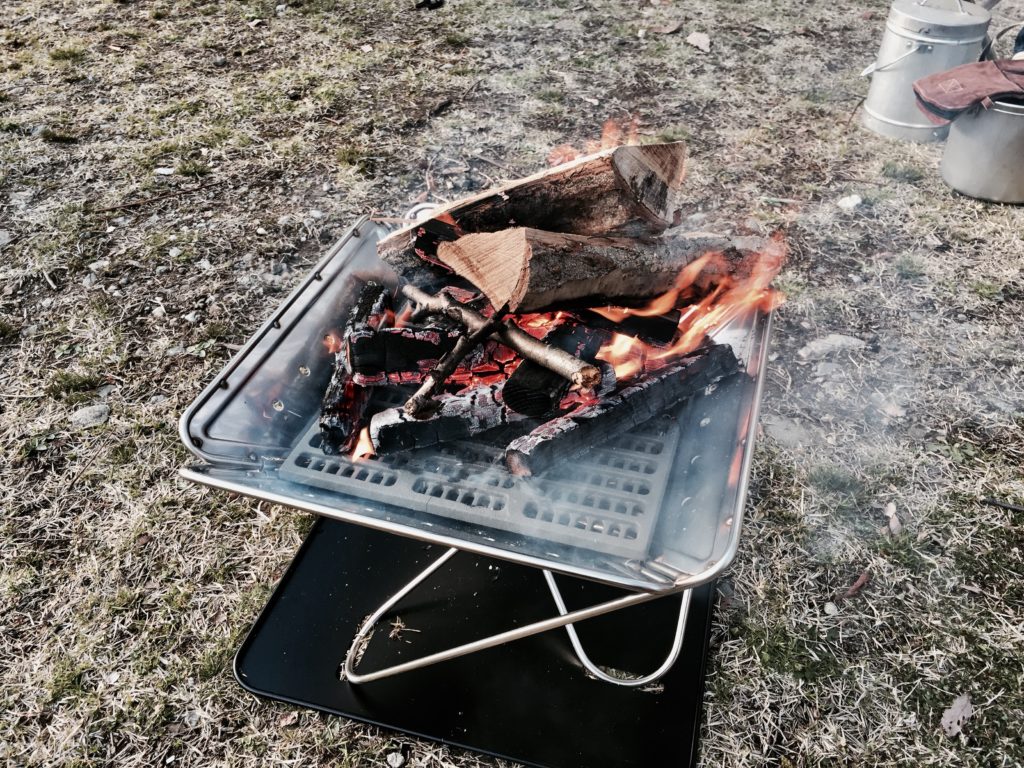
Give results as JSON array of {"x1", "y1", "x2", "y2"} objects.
[{"x1": 279, "y1": 413, "x2": 682, "y2": 558}]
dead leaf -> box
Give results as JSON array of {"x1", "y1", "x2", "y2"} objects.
[
  {"x1": 654, "y1": 21, "x2": 684, "y2": 35},
  {"x1": 685, "y1": 31, "x2": 711, "y2": 53},
  {"x1": 278, "y1": 711, "x2": 299, "y2": 728},
  {"x1": 884, "y1": 502, "x2": 903, "y2": 535},
  {"x1": 941, "y1": 693, "x2": 973, "y2": 737},
  {"x1": 842, "y1": 569, "x2": 870, "y2": 599}
]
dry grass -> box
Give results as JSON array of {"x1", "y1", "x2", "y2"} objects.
[{"x1": 2, "y1": 0, "x2": 1023, "y2": 766}]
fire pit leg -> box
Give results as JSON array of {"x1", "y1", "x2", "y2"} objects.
[
  {"x1": 341, "y1": 548, "x2": 667, "y2": 685},
  {"x1": 543, "y1": 570, "x2": 690, "y2": 687}
]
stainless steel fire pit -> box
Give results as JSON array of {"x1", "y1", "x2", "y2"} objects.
[{"x1": 179, "y1": 215, "x2": 772, "y2": 684}]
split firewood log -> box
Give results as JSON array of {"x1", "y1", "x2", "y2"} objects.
[
  {"x1": 377, "y1": 142, "x2": 688, "y2": 282},
  {"x1": 435, "y1": 228, "x2": 731, "y2": 312}
]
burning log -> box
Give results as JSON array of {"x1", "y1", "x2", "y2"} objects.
[
  {"x1": 369, "y1": 384, "x2": 527, "y2": 454},
  {"x1": 576, "y1": 309, "x2": 681, "y2": 346},
  {"x1": 339, "y1": 282, "x2": 390, "y2": 373},
  {"x1": 319, "y1": 370, "x2": 371, "y2": 455},
  {"x1": 401, "y1": 285, "x2": 601, "y2": 389},
  {"x1": 378, "y1": 142, "x2": 688, "y2": 282},
  {"x1": 347, "y1": 326, "x2": 461, "y2": 381},
  {"x1": 320, "y1": 281, "x2": 391, "y2": 453},
  {"x1": 504, "y1": 343, "x2": 740, "y2": 477},
  {"x1": 403, "y1": 303, "x2": 509, "y2": 419},
  {"x1": 502, "y1": 323, "x2": 610, "y2": 418},
  {"x1": 435, "y1": 228, "x2": 726, "y2": 312}
]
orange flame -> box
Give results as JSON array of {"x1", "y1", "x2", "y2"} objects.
[
  {"x1": 547, "y1": 117, "x2": 641, "y2": 167},
  {"x1": 596, "y1": 234, "x2": 787, "y2": 382},
  {"x1": 323, "y1": 331, "x2": 343, "y2": 355},
  {"x1": 351, "y1": 427, "x2": 374, "y2": 461}
]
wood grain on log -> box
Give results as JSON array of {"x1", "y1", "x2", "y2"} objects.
[
  {"x1": 378, "y1": 142, "x2": 688, "y2": 282},
  {"x1": 504, "y1": 343, "x2": 740, "y2": 477},
  {"x1": 435, "y1": 228, "x2": 727, "y2": 312}
]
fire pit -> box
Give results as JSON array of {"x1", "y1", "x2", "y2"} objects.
[
  {"x1": 179, "y1": 141, "x2": 781, "y2": 768},
  {"x1": 181, "y1": 215, "x2": 773, "y2": 588}
]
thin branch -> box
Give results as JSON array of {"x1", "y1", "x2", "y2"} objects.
[
  {"x1": 90, "y1": 179, "x2": 223, "y2": 215},
  {"x1": 403, "y1": 303, "x2": 508, "y2": 419},
  {"x1": 401, "y1": 285, "x2": 601, "y2": 389}
]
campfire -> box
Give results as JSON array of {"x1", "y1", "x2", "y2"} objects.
[{"x1": 317, "y1": 136, "x2": 785, "y2": 481}]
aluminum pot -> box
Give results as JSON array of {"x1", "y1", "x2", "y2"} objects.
[
  {"x1": 862, "y1": 0, "x2": 991, "y2": 142},
  {"x1": 941, "y1": 98, "x2": 1024, "y2": 202}
]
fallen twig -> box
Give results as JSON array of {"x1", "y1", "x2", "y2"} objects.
[
  {"x1": 90, "y1": 179, "x2": 223, "y2": 214},
  {"x1": 981, "y1": 497, "x2": 1024, "y2": 514},
  {"x1": 841, "y1": 569, "x2": 871, "y2": 600},
  {"x1": 401, "y1": 285, "x2": 600, "y2": 388},
  {"x1": 403, "y1": 302, "x2": 508, "y2": 419}
]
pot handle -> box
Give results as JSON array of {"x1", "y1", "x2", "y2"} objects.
[{"x1": 861, "y1": 44, "x2": 924, "y2": 77}]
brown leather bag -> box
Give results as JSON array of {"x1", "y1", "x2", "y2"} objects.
[{"x1": 913, "y1": 60, "x2": 1024, "y2": 125}]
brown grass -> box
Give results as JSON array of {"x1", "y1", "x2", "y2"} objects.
[{"x1": 1, "y1": 0, "x2": 1023, "y2": 766}]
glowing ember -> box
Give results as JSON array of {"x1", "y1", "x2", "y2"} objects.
[
  {"x1": 351, "y1": 427, "x2": 375, "y2": 461},
  {"x1": 323, "y1": 331, "x2": 343, "y2": 355}
]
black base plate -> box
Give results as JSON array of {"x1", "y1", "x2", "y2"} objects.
[{"x1": 236, "y1": 518, "x2": 715, "y2": 768}]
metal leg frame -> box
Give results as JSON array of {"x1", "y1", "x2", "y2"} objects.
[
  {"x1": 342, "y1": 548, "x2": 691, "y2": 687},
  {"x1": 544, "y1": 570, "x2": 690, "y2": 687}
]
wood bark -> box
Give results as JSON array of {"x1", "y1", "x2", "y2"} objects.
[
  {"x1": 377, "y1": 142, "x2": 688, "y2": 282},
  {"x1": 369, "y1": 384, "x2": 527, "y2": 454},
  {"x1": 434, "y1": 228, "x2": 728, "y2": 312},
  {"x1": 504, "y1": 344, "x2": 740, "y2": 477}
]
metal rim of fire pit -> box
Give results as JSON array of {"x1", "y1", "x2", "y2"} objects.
[{"x1": 178, "y1": 215, "x2": 773, "y2": 684}]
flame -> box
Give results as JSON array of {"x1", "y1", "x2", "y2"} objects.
[
  {"x1": 596, "y1": 233, "x2": 787, "y2": 382},
  {"x1": 351, "y1": 427, "x2": 374, "y2": 461},
  {"x1": 393, "y1": 305, "x2": 414, "y2": 329},
  {"x1": 597, "y1": 332, "x2": 645, "y2": 381},
  {"x1": 323, "y1": 331, "x2": 343, "y2": 355},
  {"x1": 547, "y1": 117, "x2": 641, "y2": 167}
]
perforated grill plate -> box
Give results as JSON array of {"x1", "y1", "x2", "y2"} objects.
[{"x1": 279, "y1": 415, "x2": 681, "y2": 559}]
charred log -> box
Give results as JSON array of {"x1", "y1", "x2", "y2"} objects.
[
  {"x1": 504, "y1": 344, "x2": 740, "y2": 477},
  {"x1": 347, "y1": 326, "x2": 460, "y2": 379},
  {"x1": 369, "y1": 384, "x2": 527, "y2": 454},
  {"x1": 502, "y1": 323, "x2": 610, "y2": 418},
  {"x1": 377, "y1": 143, "x2": 688, "y2": 282},
  {"x1": 576, "y1": 309, "x2": 681, "y2": 346},
  {"x1": 320, "y1": 281, "x2": 391, "y2": 453},
  {"x1": 320, "y1": 368, "x2": 371, "y2": 455},
  {"x1": 401, "y1": 285, "x2": 601, "y2": 389}
]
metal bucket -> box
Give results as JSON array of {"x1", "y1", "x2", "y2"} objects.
[
  {"x1": 941, "y1": 98, "x2": 1024, "y2": 202},
  {"x1": 862, "y1": 0, "x2": 991, "y2": 142}
]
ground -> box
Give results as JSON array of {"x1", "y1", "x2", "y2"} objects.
[{"x1": 1, "y1": 0, "x2": 1023, "y2": 766}]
